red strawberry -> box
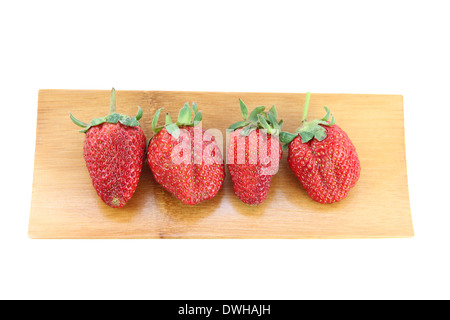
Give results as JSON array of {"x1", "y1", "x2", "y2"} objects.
[
  {"x1": 147, "y1": 103, "x2": 225, "y2": 205},
  {"x1": 280, "y1": 92, "x2": 360, "y2": 203},
  {"x1": 227, "y1": 99, "x2": 283, "y2": 205},
  {"x1": 70, "y1": 88, "x2": 147, "y2": 208}
]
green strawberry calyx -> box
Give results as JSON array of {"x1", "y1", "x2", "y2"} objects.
[
  {"x1": 279, "y1": 92, "x2": 336, "y2": 149},
  {"x1": 151, "y1": 102, "x2": 202, "y2": 139},
  {"x1": 227, "y1": 99, "x2": 283, "y2": 137},
  {"x1": 69, "y1": 88, "x2": 143, "y2": 133}
]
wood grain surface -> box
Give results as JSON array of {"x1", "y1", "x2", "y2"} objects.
[{"x1": 28, "y1": 90, "x2": 414, "y2": 238}]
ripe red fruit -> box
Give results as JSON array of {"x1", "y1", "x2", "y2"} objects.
[
  {"x1": 147, "y1": 103, "x2": 225, "y2": 205},
  {"x1": 280, "y1": 92, "x2": 360, "y2": 203},
  {"x1": 70, "y1": 88, "x2": 147, "y2": 208},
  {"x1": 227, "y1": 100, "x2": 283, "y2": 205}
]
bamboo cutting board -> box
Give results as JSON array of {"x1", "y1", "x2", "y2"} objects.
[{"x1": 28, "y1": 90, "x2": 413, "y2": 238}]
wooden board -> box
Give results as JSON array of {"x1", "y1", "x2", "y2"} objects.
[{"x1": 28, "y1": 90, "x2": 414, "y2": 238}]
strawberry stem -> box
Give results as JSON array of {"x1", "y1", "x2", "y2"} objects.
[
  {"x1": 302, "y1": 92, "x2": 311, "y2": 123},
  {"x1": 110, "y1": 87, "x2": 116, "y2": 114}
]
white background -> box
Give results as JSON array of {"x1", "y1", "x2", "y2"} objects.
[{"x1": 0, "y1": 0, "x2": 449, "y2": 299}]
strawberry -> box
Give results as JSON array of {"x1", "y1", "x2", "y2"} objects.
[
  {"x1": 147, "y1": 103, "x2": 225, "y2": 205},
  {"x1": 280, "y1": 92, "x2": 360, "y2": 203},
  {"x1": 70, "y1": 88, "x2": 147, "y2": 208},
  {"x1": 227, "y1": 99, "x2": 283, "y2": 205}
]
